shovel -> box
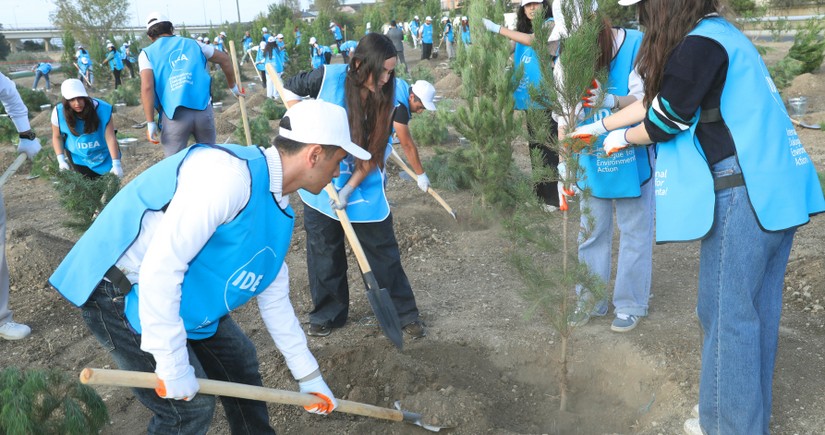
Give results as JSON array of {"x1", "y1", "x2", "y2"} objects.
[
  {"x1": 228, "y1": 41, "x2": 253, "y2": 146},
  {"x1": 79, "y1": 368, "x2": 450, "y2": 432},
  {"x1": 389, "y1": 149, "x2": 457, "y2": 220},
  {"x1": 791, "y1": 117, "x2": 822, "y2": 130},
  {"x1": 325, "y1": 184, "x2": 404, "y2": 349}
]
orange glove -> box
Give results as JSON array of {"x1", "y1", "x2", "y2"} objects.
[
  {"x1": 298, "y1": 375, "x2": 338, "y2": 415},
  {"x1": 146, "y1": 121, "x2": 160, "y2": 144},
  {"x1": 155, "y1": 366, "x2": 199, "y2": 401},
  {"x1": 603, "y1": 128, "x2": 630, "y2": 156}
]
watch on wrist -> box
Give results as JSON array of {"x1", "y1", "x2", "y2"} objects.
[{"x1": 19, "y1": 131, "x2": 36, "y2": 140}]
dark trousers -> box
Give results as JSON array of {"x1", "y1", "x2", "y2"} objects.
[
  {"x1": 123, "y1": 59, "x2": 136, "y2": 78},
  {"x1": 526, "y1": 112, "x2": 560, "y2": 207},
  {"x1": 421, "y1": 43, "x2": 432, "y2": 60},
  {"x1": 258, "y1": 69, "x2": 267, "y2": 87},
  {"x1": 303, "y1": 205, "x2": 420, "y2": 328},
  {"x1": 81, "y1": 280, "x2": 275, "y2": 435},
  {"x1": 112, "y1": 69, "x2": 122, "y2": 89}
]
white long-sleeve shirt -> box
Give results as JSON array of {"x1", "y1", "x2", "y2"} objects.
[
  {"x1": 0, "y1": 72, "x2": 31, "y2": 133},
  {"x1": 116, "y1": 146, "x2": 318, "y2": 381}
]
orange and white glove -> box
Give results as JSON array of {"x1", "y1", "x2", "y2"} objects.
[
  {"x1": 570, "y1": 119, "x2": 608, "y2": 145},
  {"x1": 230, "y1": 84, "x2": 245, "y2": 98},
  {"x1": 298, "y1": 374, "x2": 338, "y2": 415},
  {"x1": 155, "y1": 365, "x2": 199, "y2": 401},
  {"x1": 557, "y1": 161, "x2": 578, "y2": 212},
  {"x1": 603, "y1": 128, "x2": 630, "y2": 156},
  {"x1": 582, "y1": 79, "x2": 616, "y2": 109},
  {"x1": 146, "y1": 121, "x2": 160, "y2": 144}
]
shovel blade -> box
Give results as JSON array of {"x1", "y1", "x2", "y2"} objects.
[{"x1": 364, "y1": 274, "x2": 403, "y2": 349}]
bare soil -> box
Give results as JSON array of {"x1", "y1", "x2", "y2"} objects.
[{"x1": 2, "y1": 42, "x2": 824, "y2": 434}]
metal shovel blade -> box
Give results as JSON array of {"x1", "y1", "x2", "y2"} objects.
[
  {"x1": 363, "y1": 271, "x2": 404, "y2": 349},
  {"x1": 394, "y1": 401, "x2": 453, "y2": 432},
  {"x1": 791, "y1": 117, "x2": 822, "y2": 130}
]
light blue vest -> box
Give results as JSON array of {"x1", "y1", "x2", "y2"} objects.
[
  {"x1": 410, "y1": 21, "x2": 419, "y2": 37},
  {"x1": 255, "y1": 48, "x2": 266, "y2": 71},
  {"x1": 444, "y1": 23, "x2": 454, "y2": 42},
  {"x1": 654, "y1": 17, "x2": 825, "y2": 242},
  {"x1": 339, "y1": 40, "x2": 357, "y2": 53},
  {"x1": 513, "y1": 18, "x2": 553, "y2": 111},
  {"x1": 577, "y1": 29, "x2": 650, "y2": 199},
  {"x1": 243, "y1": 36, "x2": 253, "y2": 51},
  {"x1": 332, "y1": 25, "x2": 343, "y2": 41},
  {"x1": 37, "y1": 63, "x2": 52, "y2": 74},
  {"x1": 461, "y1": 27, "x2": 471, "y2": 45},
  {"x1": 106, "y1": 50, "x2": 123, "y2": 71},
  {"x1": 421, "y1": 24, "x2": 433, "y2": 44},
  {"x1": 266, "y1": 48, "x2": 284, "y2": 73},
  {"x1": 295, "y1": 31, "x2": 301, "y2": 45},
  {"x1": 56, "y1": 99, "x2": 113, "y2": 174},
  {"x1": 143, "y1": 36, "x2": 212, "y2": 120},
  {"x1": 78, "y1": 54, "x2": 92, "y2": 73},
  {"x1": 298, "y1": 64, "x2": 391, "y2": 223},
  {"x1": 49, "y1": 144, "x2": 295, "y2": 340}
]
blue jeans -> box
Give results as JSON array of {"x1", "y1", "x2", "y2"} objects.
[
  {"x1": 576, "y1": 161, "x2": 655, "y2": 317},
  {"x1": 81, "y1": 280, "x2": 276, "y2": 435},
  {"x1": 697, "y1": 156, "x2": 795, "y2": 435},
  {"x1": 303, "y1": 205, "x2": 420, "y2": 328},
  {"x1": 33, "y1": 70, "x2": 50, "y2": 90}
]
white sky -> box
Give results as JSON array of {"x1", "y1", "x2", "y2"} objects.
[{"x1": 0, "y1": 0, "x2": 310, "y2": 29}]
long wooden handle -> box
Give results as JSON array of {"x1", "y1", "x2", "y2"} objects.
[
  {"x1": 79, "y1": 368, "x2": 403, "y2": 422},
  {"x1": 389, "y1": 149, "x2": 456, "y2": 219},
  {"x1": 0, "y1": 153, "x2": 28, "y2": 188},
  {"x1": 73, "y1": 63, "x2": 93, "y2": 88},
  {"x1": 228, "y1": 41, "x2": 252, "y2": 146},
  {"x1": 265, "y1": 63, "x2": 290, "y2": 105},
  {"x1": 324, "y1": 184, "x2": 374, "y2": 274}
]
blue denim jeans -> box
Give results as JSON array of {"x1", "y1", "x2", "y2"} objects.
[
  {"x1": 81, "y1": 280, "x2": 276, "y2": 435},
  {"x1": 303, "y1": 205, "x2": 420, "y2": 328},
  {"x1": 576, "y1": 162, "x2": 655, "y2": 317},
  {"x1": 697, "y1": 156, "x2": 795, "y2": 435},
  {"x1": 33, "y1": 70, "x2": 50, "y2": 90}
]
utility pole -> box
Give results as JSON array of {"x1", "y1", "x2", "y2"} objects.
[{"x1": 236, "y1": 0, "x2": 241, "y2": 23}]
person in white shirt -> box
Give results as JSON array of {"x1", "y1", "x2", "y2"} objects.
[{"x1": 49, "y1": 100, "x2": 367, "y2": 433}]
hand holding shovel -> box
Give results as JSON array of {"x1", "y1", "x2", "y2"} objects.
[{"x1": 389, "y1": 149, "x2": 456, "y2": 220}]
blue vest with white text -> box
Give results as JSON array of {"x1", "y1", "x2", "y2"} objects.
[
  {"x1": 49, "y1": 144, "x2": 294, "y2": 340},
  {"x1": 298, "y1": 64, "x2": 391, "y2": 223},
  {"x1": 410, "y1": 21, "x2": 419, "y2": 37},
  {"x1": 143, "y1": 36, "x2": 212, "y2": 120},
  {"x1": 56, "y1": 99, "x2": 113, "y2": 174},
  {"x1": 654, "y1": 17, "x2": 825, "y2": 242},
  {"x1": 513, "y1": 18, "x2": 553, "y2": 111},
  {"x1": 422, "y1": 24, "x2": 433, "y2": 44},
  {"x1": 577, "y1": 29, "x2": 650, "y2": 198}
]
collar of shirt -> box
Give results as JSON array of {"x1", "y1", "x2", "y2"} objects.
[{"x1": 263, "y1": 146, "x2": 289, "y2": 209}]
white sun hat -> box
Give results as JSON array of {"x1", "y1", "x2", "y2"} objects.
[
  {"x1": 414, "y1": 15, "x2": 419, "y2": 20},
  {"x1": 279, "y1": 100, "x2": 371, "y2": 160},
  {"x1": 267, "y1": 36, "x2": 276, "y2": 43},
  {"x1": 521, "y1": 0, "x2": 543, "y2": 6},
  {"x1": 425, "y1": 16, "x2": 432, "y2": 21},
  {"x1": 145, "y1": 11, "x2": 171, "y2": 30},
  {"x1": 329, "y1": 22, "x2": 335, "y2": 28},
  {"x1": 262, "y1": 26, "x2": 268, "y2": 32},
  {"x1": 309, "y1": 36, "x2": 317, "y2": 44},
  {"x1": 618, "y1": 0, "x2": 643, "y2": 4},
  {"x1": 276, "y1": 33, "x2": 284, "y2": 39},
  {"x1": 411, "y1": 80, "x2": 437, "y2": 111},
  {"x1": 61, "y1": 79, "x2": 89, "y2": 100}
]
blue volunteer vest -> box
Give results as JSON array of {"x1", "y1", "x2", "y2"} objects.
[
  {"x1": 444, "y1": 23, "x2": 454, "y2": 42},
  {"x1": 461, "y1": 28, "x2": 471, "y2": 45},
  {"x1": 311, "y1": 46, "x2": 326, "y2": 69},
  {"x1": 243, "y1": 36, "x2": 253, "y2": 51},
  {"x1": 78, "y1": 54, "x2": 92, "y2": 73},
  {"x1": 654, "y1": 17, "x2": 825, "y2": 242},
  {"x1": 255, "y1": 48, "x2": 266, "y2": 71},
  {"x1": 332, "y1": 25, "x2": 343, "y2": 41},
  {"x1": 266, "y1": 48, "x2": 284, "y2": 73},
  {"x1": 422, "y1": 24, "x2": 433, "y2": 44},
  {"x1": 143, "y1": 36, "x2": 212, "y2": 120},
  {"x1": 56, "y1": 99, "x2": 113, "y2": 174},
  {"x1": 577, "y1": 29, "x2": 651, "y2": 198},
  {"x1": 37, "y1": 63, "x2": 52, "y2": 74},
  {"x1": 262, "y1": 33, "x2": 271, "y2": 43},
  {"x1": 298, "y1": 64, "x2": 391, "y2": 223},
  {"x1": 295, "y1": 31, "x2": 301, "y2": 45},
  {"x1": 107, "y1": 50, "x2": 123, "y2": 71},
  {"x1": 340, "y1": 40, "x2": 357, "y2": 53},
  {"x1": 513, "y1": 18, "x2": 553, "y2": 111},
  {"x1": 410, "y1": 22, "x2": 419, "y2": 37},
  {"x1": 49, "y1": 144, "x2": 295, "y2": 340}
]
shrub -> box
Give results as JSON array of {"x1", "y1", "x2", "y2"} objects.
[
  {"x1": 409, "y1": 110, "x2": 448, "y2": 146},
  {"x1": 211, "y1": 70, "x2": 228, "y2": 102},
  {"x1": 769, "y1": 56, "x2": 804, "y2": 90},
  {"x1": 13, "y1": 86, "x2": 49, "y2": 114},
  {"x1": 234, "y1": 114, "x2": 272, "y2": 148},
  {"x1": 103, "y1": 79, "x2": 140, "y2": 106},
  {"x1": 408, "y1": 64, "x2": 435, "y2": 84},
  {"x1": 0, "y1": 116, "x2": 18, "y2": 144},
  {"x1": 260, "y1": 98, "x2": 286, "y2": 120},
  {"x1": 788, "y1": 19, "x2": 825, "y2": 74},
  {"x1": 52, "y1": 170, "x2": 120, "y2": 233}
]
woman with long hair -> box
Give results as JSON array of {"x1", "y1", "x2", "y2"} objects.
[
  {"x1": 282, "y1": 33, "x2": 426, "y2": 340},
  {"x1": 51, "y1": 79, "x2": 122, "y2": 178},
  {"x1": 584, "y1": 1, "x2": 825, "y2": 433},
  {"x1": 482, "y1": 0, "x2": 561, "y2": 211},
  {"x1": 260, "y1": 36, "x2": 284, "y2": 99}
]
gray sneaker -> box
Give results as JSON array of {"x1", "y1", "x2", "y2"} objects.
[
  {"x1": 611, "y1": 313, "x2": 640, "y2": 332},
  {"x1": 0, "y1": 321, "x2": 31, "y2": 340}
]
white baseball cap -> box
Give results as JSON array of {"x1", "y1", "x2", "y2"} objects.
[
  {"x1": 462, "y1": 16, "x2": 468, "y2": 21},
  {"x1": 618, "y1": 0, "x2": 643, "y2": 4},
  {"x1": 146, "y1": 11, "x2": 171, "y2": 30},
  {"x1": 267, "y1": 36, "x2": 276, "y2": 43},
  {"x1": 214, "y1": 37, "x2": 220, "y2": 42},
  {"x1": 411, "y1": 80, "x2": 436, "y2": 111},
  {"x1": 220, "y1": 31, "x2": 226, "y2": 36},
  {"x1": 262, "y1": 26, "x2": 268, "y2": 32},
  {"x1": 414, "y1": 15, "x2": 419, "y2": 20},
  {"x1": 106, "y1": 43, "x2": 114, "y2": 49},
  {"x1": 309, "y1": 36, "x2": 317, "y2": 44},
  {"x1": 259, "y1": 41, "x2": 266, "y2": 49},
  {"x1": 279, "y1": 100, "x2": 371, "y2": 160},
  {"x1": 441, "y1": 16, "x2": 448, "y2": 22},
  {"x1": 425, "y1": 16, "x2": 432, "y2": 21},
  {"x1": 329, "y1": 22, "x2": 335, "y2": 28},
  {"x1": 197, "y1": 36, "x2": 204, "y2": 42},
  {"x1": 521, "y1": 0, "x2": 543, "y2": 6},
  {"x1": 61, "y1": 79, "x2": 88, "y2": 100},
  {"x1": 276, "y1": 33, "x2": 284, "y2": 39}
]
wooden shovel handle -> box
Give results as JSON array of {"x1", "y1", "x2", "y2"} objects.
[
  {"x1": 80, "y1": 368, "x2": 403, "y2": 422},
  {"x1": 389, "y1": 150, "x2": 456, "y2": 219},
  {"x1": 324, "y1": 184, "x2": 373, "y2": 274},
  {"x1": 228, "y1": 41, "x2": 252, "y2": 146},
  {"x1": 265, "y1": 63, "x2": 291, "y2": 105}
]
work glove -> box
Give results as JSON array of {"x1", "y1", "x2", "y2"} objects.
[
  {"x1": 582, "y1": 79, "x2": 616, "y2": 109},
  {"x1": 330, "y1": 184, "x2": 354, "y2": 210},
  {"x1": 146, "y1": 121, "x2": 160, "y2": 144},
  {"x1": 230, "y1": 84, "x2": 245, "y2": 98},
  {"x1": 110, "y1": 159, "x2": 123, "y2": 178},
  {"x1": 571, "y1": 119, "x2": 608, "y2": 139},
  {"x1": 603, "y1": 128, "x2": 630, "y2": 157},
  {"x1": 56, "y1": 154, "x2": 70, "y2": 171},
  {"x1": 298, "y1": 375, "x2": 338, "y2": 415},
  {"x1": 482, "y1": 18, "x2": 501, "y2": 34},
  {"x1": 557, "y1": 161, "x2": 578, "y2": 212},
  {"x1": 155, "y1": 365, "x2": 199, "y2": 401},
  {"x1": 17, "y1": 137, "x2": 41, "y2": 160},
  {"x1": 416, "y1": 172, "x2": 430, "y2": 192}
]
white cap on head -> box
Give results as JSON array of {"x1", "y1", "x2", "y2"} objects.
[
  {"x1": 425, "y1": 16, "x2": 432, "y2": 21},
  {"x1": 262, "y1": 26, "x2": 268, "y2": 32},
  {"x1": 279, "y1": 100, "x2": 371, "y2": 160},
  {"x1": 329, "y1": 22, "x2": 335, "y2": 28},
  {"x1": 106, "y1": 43, "x2": 114, "y2": 49},
  {"x1": 220, "y1": 31, "x2": 226, "y2": 36},
  {"x1": 462, "y1": 16, "x2": 468, "y2": 20},
  {"x1": 259, "y1": 41, "x2": 266, "y2": 49},
  {"x1": 61, "y1": 79, "x2": 89, "y2": 100},
  {"x1": 267, "y1": 36, "x2": 276, "y2": 43},
  {"x1": 441, "y1": 16, "x2": 448, "y2": 22},
  {"x1": 411, "y1": 80, "x2": 437, "y2": 111},
  {"x1": 146, "y1": 11, "x2": 171, "y2": 31},
  {"x1": 276, "y1": 33, "x2": 284, "y2": 39},
  {"x1": 618, "y1": 0, "x2": 643, "y2": 4},
  {"x1": 414, "y1": 15, "x2": 419, "y2": 20},
  {"x1": 521, "y1": 0, "x2": 543, "y2": 6},
  {"x1": 309, "y1": 36, "x2": 317, "y2": 44}
]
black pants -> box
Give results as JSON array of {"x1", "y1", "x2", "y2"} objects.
[
  {"x1": 122, "y1": 59, "x2": 135, "y2": 78},
  {"x1": 258, "y1": 69, "x2": 267, "y2": 88},
  {"x1": 112, "y1": 69, "x2": 122, "y2": 89},
  {"x1": 422, "y1": 43, "x2": 432, "y2": 60},
  {"x1": 526, "y1": 112, "x2": 560, "y2": 207}
]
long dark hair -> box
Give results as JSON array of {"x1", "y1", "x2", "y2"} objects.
[
  {"x1": 345, "y1": 33, "x2": 397, "y2": 168},
  {"x1": 264, "y1": 41, "x2": 279, "y2": 59},
  {"x1": 516, "y1": 0, "x2": 552, "y2": 34},
  {"x1": 62, "y1": 97, "x2": 100, "y2": 136},
  {"x1": 596, "y1": 16, "x2": 616, "y2": 71},
  {"x1": 635, "y1": 0, "x2": 722, "y2": 106}
]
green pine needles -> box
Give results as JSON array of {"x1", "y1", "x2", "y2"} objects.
[
  {"x1": 52, "y1": 170, "x2": 120, "y2": 233},
  {"x1": 0, "y1": 367, "x2": 108, "y2": 435}
]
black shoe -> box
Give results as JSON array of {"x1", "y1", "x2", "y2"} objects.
[
  {"x1": 307, "y1": 324, "x2": 331, "y2": 337},
  {"x1": 402, "y1": 321, "x2": 426, "y2": 339}
]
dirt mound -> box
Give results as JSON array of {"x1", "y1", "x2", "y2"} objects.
[
  {"x1": 435, "y1": 72, "x2": 462, "y2": 98},
  {"x1": 215, "y1": 116, "x2": 238, "y2": 137},
  {"x1": 112, "y1": 113, "x2": 141, "y2": 131},
  {"x1": 7, "y1": 227, "x2": 74, "y2": 291},
  {"x1": 786, "y1": 73, "x2": 825, "y2": 112},
  {"x1": 29, "y1": 109, "x2": 53, "y2": 132}
]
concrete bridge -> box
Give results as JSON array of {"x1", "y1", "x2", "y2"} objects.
[{"x1": 2, "y1": 25, "x2": 223, "y2": 52}]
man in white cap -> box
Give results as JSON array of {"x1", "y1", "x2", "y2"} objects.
[
  {"x1": 420, "y1": 16, "x2": 434, "y2": 59},
  {"x1": 392, "y1": 79, "x2": 437, "y2": 192},
  {"x1": 0, "y1": 72, "x2": 41, "y2": 341},
  {"x1": 409, "y1": 16, "x2": 420, "y2": 48},
  {"x1": 140, "y1": 12, "x2": 243, "y2": 157},
  {"x1": 49, "y1": 100, "x2": 364, "y2": 433},
  {"x1": 261, "y1": 26, "x2": 270, "y2": 43},
  {"x1": 329, "y1": 21, "x2": 344, "y2": 53}
]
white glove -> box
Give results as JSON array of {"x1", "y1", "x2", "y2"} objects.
[
  {"x1": 146, "y1": 121, "x2": 160, "y2": 144},
  {"x1": 110, "y1": 159, "x2": 123, "y2": 178},
  {"x1": 583, "y1": 79, "x2": 616, "y2": 109},
  {"x1": 56, "y1": 154, "x2": 70, "y2": 171},
  {"x1": 299, "y1": 375, "x2": 338, "y2": 415},
  {"x1": 603, "y1": 128, "x2": 630, "y2": 156},
  {"x1": 230, "y1": 84, "x2": 245, "y2": 98},
  {"x1": 557, "y1": 161, "x2": 579, "y2": 212},
  {"x1": 416, "y1": 172, "x2": 430, "y2": 192},
  {"x1": 17, "y1": 137, "x2": 41, "y2": 160},
  {"x1": 330, "y1": 184, "x2": 354, "y2": 210},
  {"x1": 482, "y1": 18, "x2": 501, "y2": 34},
  {"x1": 155, "y1": 365, "x2": 199, "y2": 401},
  {"x1": 570, "y1": 119, "x2": 608, "y2": 148}
]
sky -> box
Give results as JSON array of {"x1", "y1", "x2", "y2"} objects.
[{"x1": 0, "y1": 0, "x2": 313, "y2": 29}]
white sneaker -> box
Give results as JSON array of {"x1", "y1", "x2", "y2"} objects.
[
  {"x1": 0, "y1": 321, "x2": 31, "y2": 340},
  {"x1": 684, "y1": 418, "x2": 703, "y2": 435},
  {"x1": 542, "y1": 204, "x2": 558, "y2": 213},
  {"x1": 692, "y1": 403, "x2": 699, "y2": 418}
]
